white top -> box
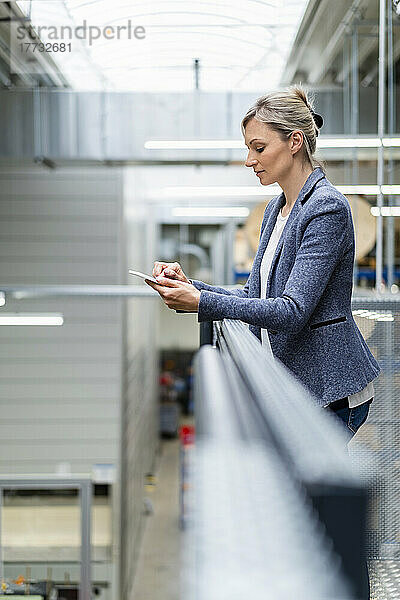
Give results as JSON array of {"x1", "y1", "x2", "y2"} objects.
[
  {"x1": 259, "y1": 207, "x2": 374, "y2": 408},
  {"x1": 260, "y1": 209, "x2": 290, "y2": 354}
]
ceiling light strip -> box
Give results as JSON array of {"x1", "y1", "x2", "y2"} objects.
[
  {"x1": 0, "y1": 313, "x2": 64, "y2": 326},
  {"x1": 172, "y1": 207, "x2": 249, "y2": 217}
]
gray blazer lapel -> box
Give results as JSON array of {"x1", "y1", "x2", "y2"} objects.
[{"x1": 253, "y1": 167, "x2": 326, "y2": 299}]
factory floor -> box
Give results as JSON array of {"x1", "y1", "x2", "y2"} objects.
[{"x1": 130, "y1": 416, "x2": 194, "y2": 600}]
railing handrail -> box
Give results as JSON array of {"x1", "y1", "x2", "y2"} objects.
[
  {"x1": 192, "y1": 344, "x2": 356, "y2": 599},
  {"x1": 216, "y1": 319, "x2": 364, "y2": 487}
]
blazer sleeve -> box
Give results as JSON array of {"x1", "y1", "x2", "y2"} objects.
[
  {"x1": 197, "y1": 200, "x2": 350, "y2": 334},
  {"x1": 190, "y1": 278, "x2": 249, "y2": 298}
]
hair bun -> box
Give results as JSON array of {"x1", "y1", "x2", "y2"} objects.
[{"x1": 310, "y1": 109, "x2": 324, "y2": 133}]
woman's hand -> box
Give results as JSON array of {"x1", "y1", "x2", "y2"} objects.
[
  {"x1": 145, "y1": 275, "x2": 201, "y2": 312},
  {"x1": 152, "y1": 261, "x2": 189, "y2": 283}
]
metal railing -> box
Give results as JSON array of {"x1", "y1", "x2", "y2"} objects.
[{"x1": 188, "y1": 318, "x2": 372, "y2": 599}]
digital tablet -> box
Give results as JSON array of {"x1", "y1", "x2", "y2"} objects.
[
  {"x1": 129, "y1": 269, "x2": 190, "y2": 313},
  {"x1": 128, "y1": 269, "x2": 158, "y2": 284}
]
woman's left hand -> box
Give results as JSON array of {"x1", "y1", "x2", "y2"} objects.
[{"x1": 145, "y1": 275, "x2": 201, "y2": 312}]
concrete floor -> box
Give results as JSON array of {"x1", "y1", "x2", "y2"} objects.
[{"x1": 131, "y1": 419, "x2": 193, "y2": 600}]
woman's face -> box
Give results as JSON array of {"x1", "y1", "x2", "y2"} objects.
[{"x1": 244, "y1": 118, "x2": 294, "y2": 186}]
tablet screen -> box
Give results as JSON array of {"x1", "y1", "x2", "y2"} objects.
[{"x1": 128, "y1": 269, "x2": 158, "y2": 284}]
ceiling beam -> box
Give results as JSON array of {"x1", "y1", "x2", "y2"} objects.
[
  {"x1": 280, "y1": 0, "x2": 328, "y2": 85},
  {"x1": 308, "y1": 0, "x2": 366, "y2": 83}
]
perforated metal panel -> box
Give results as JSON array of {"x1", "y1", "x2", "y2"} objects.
[
  {"x1": 350, "y1": 297, "x2": 400, "y2": 563},
  {"x1": 349, "y1": 297, "x2": 400, "y2": 597},
  {"x1": 369, "y1": 560, "x2": 400, "y2": 599}
]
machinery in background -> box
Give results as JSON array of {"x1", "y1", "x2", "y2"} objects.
[{"x1": 235, "y1": 195, "x2": 400, "y2": 287}]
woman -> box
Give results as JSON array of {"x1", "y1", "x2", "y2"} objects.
[{"x1": 146, "y1": 85, "x2": 381, "y2": 439}]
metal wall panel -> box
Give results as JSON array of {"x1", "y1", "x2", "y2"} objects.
[{"x1": 0, "y1": 166, "x2": 123, "y2": 475}]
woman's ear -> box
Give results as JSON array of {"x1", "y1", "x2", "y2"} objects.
[{"x1": 289, "y1": 130, "x2": 304, "y2": 156}]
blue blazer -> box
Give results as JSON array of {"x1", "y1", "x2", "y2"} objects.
[{"x1": 192, "y1": 167, "x2": 381, "y2": 407}]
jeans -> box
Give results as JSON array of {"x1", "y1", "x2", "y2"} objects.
[{"x1": 326, "y1": 396, "x2": 373, "y2": 440}]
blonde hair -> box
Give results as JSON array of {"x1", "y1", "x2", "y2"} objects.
[{"x1": 241, "y1": 85, "x2": 324, "y2": 170}]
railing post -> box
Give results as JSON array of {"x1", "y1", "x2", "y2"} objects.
[{"x1": 200, "y1": 321, "x2": 213, "y2": 346}]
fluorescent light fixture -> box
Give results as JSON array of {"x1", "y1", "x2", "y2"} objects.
[
  {"x1": 0, "y1": 292, "x2": 5, "y2": 307},
  {"x1": 146, "y1": 137, "x2": 400, "y2": 150},
  {"x1": 382, "y1": 138, "x2": 400, "y2": 147},
  {"x1": 163, "y1": 185, "x2": 383, "y2": 198},
  {"x1": 0, "y1": 313, "x2": 64, "y2": 326},
  {"x1": 371, "y1": 206, "x2": 400, "y2": 216},
  {"x1": 376, "y1": 316, "x2": 395, "y2": 321},
  {"x1": 339, "y1": 185, "x2": 400, "y2": 195},
  {"x1": 162, "y1": 185, "x2": 281, "y2": 198},
  {"x1": 172, "y1": 206, "x2": 249, "y2": 217},
  {"x1": 163, "y1": 184, "x2": 400, "y2": 200},
  {"x1": 145, "y1": 140, "x2": 246, "y2": 150},
  {"x1": 317, "y1": 138, "x2": 382, "y2": 148},
  {"x1": 337, "y1": 185, "x2": 380, "y2": 195},
  {"x1": 381, "y1": 186, "x2": 400, "y2": 195}
]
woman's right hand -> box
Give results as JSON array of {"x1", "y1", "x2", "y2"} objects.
[{"x1": 153, "y1": 261, "x2": 189, "y2": 283}]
